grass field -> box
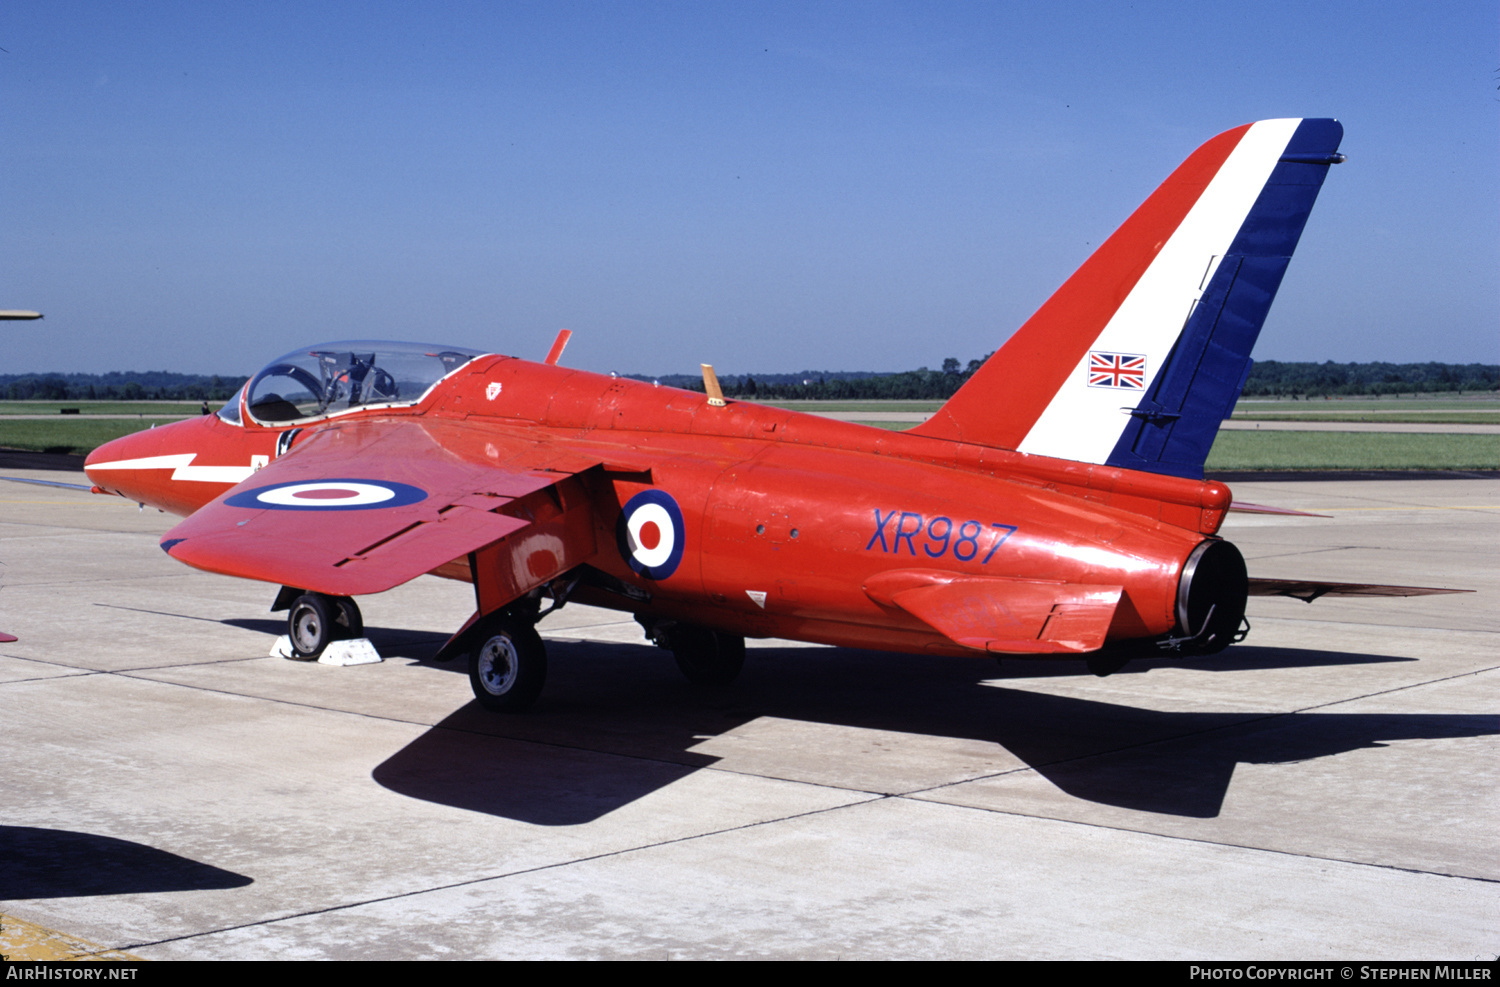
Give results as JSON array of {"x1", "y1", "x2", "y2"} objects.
[
  {"x1": 0, "y1": 401, "x2": 205, "y2": 416},
  {"x1": 1229, "y1": 395, "x2": 1499, "y2": 424},
  {"x1": 0, "y1": 419, "x2": 185, "y2": 455},
  {"x1": 765, "y1": 394, "x2": 1500, "y2": 423},
  {"x1": 1202, "y1": 431, "x2": 1498, "y2": 471}
]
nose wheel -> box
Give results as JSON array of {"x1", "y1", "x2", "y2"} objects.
[{"x1": 286, "y1": 593, "x2": 363, "y2": 660}]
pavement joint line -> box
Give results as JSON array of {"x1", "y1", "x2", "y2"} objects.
[
  {"x1": 1269, "y1": 663, "x2": 1500, "y2": 715},
  {"x1": 91, "y1": 601, "x2": 623, "y2": 643},
  {"x1": 93, "y1": 665, "x2": 747, "y2": 776},
  {"x1": 100, "y1": 663, "x2": 914, "y2": 800},
  {"x1": 0, "y1": 651, "x2": 267, "y2": 680},
  {"x1": 0, "y1": 673, "x2": 103, "y2": 686},
  {"x1": 20, "y1": 615, "x2": 1500, "y2": 881},
  {"x1": 95, "y1": 602, "x2": 259, "y2": 625},
  {"x1": 1241, "y1": 546, "x2": 1364, "y2": 562},
  {"x1": 0, "y1": 660, "x2": 103, "y2": 684},
  {"x1": 0, "y1": 518, "x2": 169, "y2": 531},
  {"x1": 898, "y1": 710, "x2": 1284, "y2": 800},
  {"x1": 23, "y1": 627, "x2": 1500, "y2": 802},
  {"x1": 892, "y1": 794, "x2": 1500, "y2": 886},
  {"x1": 113, "y1": 795, "x2": 891, "y2": 954},
  {"x1": 1305, "y1": 505, "x2": 1500, "y2": 512},
  {"x1": 0, "y1": 576, "x2": 193, "y2": 591},
  {"x1": 0, "y1": 616, "x2": 878, "y2": 787},
  {"x1": 896, "y1": 663, "x2": 1500, "y2": 805},
  {"x1": 1249, "y1": 616, "x2": 1500, "y2": 635},
  {"x1": 0, "y1": 499, "x2": 114, "y2": 505}
]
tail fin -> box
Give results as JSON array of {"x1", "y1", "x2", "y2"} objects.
[{"x1": 912, "y1": 118, "x2": 1344, "y2": 478}]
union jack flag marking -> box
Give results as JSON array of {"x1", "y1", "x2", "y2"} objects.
[{"x1": 1087, "y1": 351, "x2": 1146, "y2": 389}]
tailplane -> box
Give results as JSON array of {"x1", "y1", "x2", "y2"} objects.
[{"x1": 912, "y1": 118, "x2": 1344, "y2": 478}]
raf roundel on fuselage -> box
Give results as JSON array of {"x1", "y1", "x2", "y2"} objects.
[{"x1": 617, "y1": 490, "x2": 686, "y2": 581}]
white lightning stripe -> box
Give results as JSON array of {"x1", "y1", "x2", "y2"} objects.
[
  {"x1": 86, "y1": 454, "x2": 196, "y2": 471},
  {"x1": 1017, "y1": 118, "x2": 1301, "y2": 464},
  {"x1": 87, "y1": 453, "x2": 256, "y2": 483}
]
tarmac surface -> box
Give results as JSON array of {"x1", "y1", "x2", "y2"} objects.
[{"x1": 0, "y1": 469, "x2": 1495, "y2": 960}]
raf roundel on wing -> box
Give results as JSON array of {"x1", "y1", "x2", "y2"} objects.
[
  {"x1": 617, "y1": 490, "x2": 685, "y2": 580},
  {"x1": 225, "y1": 479, "x2": 428, "y2": 511}
]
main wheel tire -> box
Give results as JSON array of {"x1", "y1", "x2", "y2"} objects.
[
  {"x1": 671, "y1": 626, "x2": 745, "y2": 687},
  {"x1": 287, "y1": 593, "x2": 336, "y2": 660},
  {"x1": 467, "y1": 617, "x2": 547, "y2": 712}
]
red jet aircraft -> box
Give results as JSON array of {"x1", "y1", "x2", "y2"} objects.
[{"x1": 84, "y1": 118, "x2": 1459, "y2": 711}]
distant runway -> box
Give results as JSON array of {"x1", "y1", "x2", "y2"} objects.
[
  {"x1": 1217, "y1": 419, "x2": 1500, "y2": 433},
  {"x1": 0, "y1": 414, "x2": 199, "y2": 420},
  {"x1": 808, "y1": 410, "x2": 1500, "y2": 433},
  {"x1": 0, "y1": 471, "x2": 1494, "y2": 959}
]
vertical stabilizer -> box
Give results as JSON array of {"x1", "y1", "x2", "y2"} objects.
[{"x1": 911, "y1": 119, "x2": 1343, "y2": 478}]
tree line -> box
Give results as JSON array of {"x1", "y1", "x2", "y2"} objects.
[
  {"x1": 0, "y1": 371, "x2": 249, "y2": 402},
  {"x1": 1238, "y1": 361, "x2": 1496, "y2": 397},
  {"x1": 649, "y1": 359, "x2": 1497, "y2": 401},
  {"x1": 1, "y1": 359, "x2": 1494, "y2": 403}
]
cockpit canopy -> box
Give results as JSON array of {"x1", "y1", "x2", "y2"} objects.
[{"x1": 240, "y1": 341, "x2": 485, "y2": 425}]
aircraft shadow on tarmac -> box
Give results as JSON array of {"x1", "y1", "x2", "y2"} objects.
[
  {"x1": 0, "y1": 826, "x2": 253, "y2": 900},
  {"x1": 372, "y1": 640, "x2": 1497, "y2": 825}
]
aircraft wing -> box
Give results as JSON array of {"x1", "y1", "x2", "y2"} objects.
[
  {"x1": 1228, "y1": 501, "x2": 1331, "y2": 518},
  {"x1": 160, "y1": 418, "x2": 603, "y2": 597},
  {"x1": 864, "y1": 569, "x2": 1122, "y2": 654}
]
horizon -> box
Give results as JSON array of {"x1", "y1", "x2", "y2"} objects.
[{"x1": 3, "y1": 356, "x2": 1497, "y2": 387}]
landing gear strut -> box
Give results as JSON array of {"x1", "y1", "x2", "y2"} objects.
[{"x1": 284, "y1": 592, "x2": 362, "y2": 660}]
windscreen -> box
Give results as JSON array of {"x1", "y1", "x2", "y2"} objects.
[
  {"x1": 245, "y1": 341, "x2": 483, "y2": 424},
  {"x1": 216, "y1": 385, "x2": 245, "y2": 425}
]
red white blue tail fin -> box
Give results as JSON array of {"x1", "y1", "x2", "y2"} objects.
[{"x1": 912, "y1": 118, "x2": 1344, "y2": 478}]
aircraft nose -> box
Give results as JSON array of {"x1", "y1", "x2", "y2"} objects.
[
  {"x1": 83, "y1": 416, "x2": 212, "y2": 511},
  {"x1": 84, "y1": 432, "x2": 141, "y2": 472},
  {"x1": 84, "y1": 428, "x2": 168, "y2": 500}
]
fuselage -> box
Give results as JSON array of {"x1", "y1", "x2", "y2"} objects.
[{"x1": 86, "y1": 351, "x2": 1235, "y2": 658}]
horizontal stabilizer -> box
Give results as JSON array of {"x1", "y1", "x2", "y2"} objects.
[
  {"x1": 1229, "y1": 501, "x2": 1332, "y2": 518},
  {"x1": 864, "y1": 569, "x2": 1121, "y2": 654},
  {"x1": 1247, "y1": 577, "x2": 1471, "y2": 603}
]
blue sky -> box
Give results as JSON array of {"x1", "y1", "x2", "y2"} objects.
[{"x1": 2, "y1": 1, "x2": 1495, "y2": 376}]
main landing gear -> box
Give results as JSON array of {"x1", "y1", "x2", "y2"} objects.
[
  {"x1": 438, "y1": 573, "x2": 750, "y2": 713},
  {"x1": 273, "y1": 588, "x2": 363, "y2": 660},
  {"x1": 639, "y1": 618, "x2": 746, "y2": 688},
  {"x1": 460, "y1": 614, "x2": 746, "y2": 714},
  {"x1": 467, "y1": 612, "x2": 549, "y2": 713}
]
